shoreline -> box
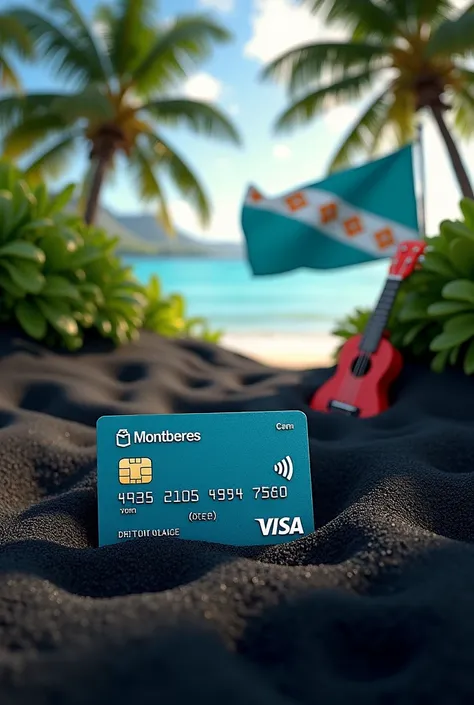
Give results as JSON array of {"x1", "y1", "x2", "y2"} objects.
[{"x1": 221, "y1": 332, "x2": 337, "y2": 369}]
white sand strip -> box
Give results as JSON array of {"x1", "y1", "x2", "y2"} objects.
[{"x1": 221, "y1": 332, "x2": 338, "y2": 369}]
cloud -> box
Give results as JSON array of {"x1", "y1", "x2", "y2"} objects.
[
  {"x1": 199, "y1": 0, "x2": 234, "y2": 12},
  {"x1": 273, "y1": 143, "x2": 292, "y2": 160},
  {"x1": 170, "y1": 196, "x2": 242, "y2": 240},
  {"x1": 182, "y1": 72, "x2": 223, "y2": 102},
  {"x1": 244, "y1": 0, "x2": 345, "y2": 64}
]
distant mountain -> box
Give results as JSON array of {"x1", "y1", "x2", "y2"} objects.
[
  {"x1": 116, "y1": 214, "x2": 208, "y2": 255},
  {"x1": 115, "y1": 213, "x2": 244, "y2": 258},
  {"x1": 69, "y1": 201, "x2": 245, "y2": 258},
  {"x1": 66, "y1": 202, "x2": 158, "y2": 255},
  {"x1": 94, "y1": 210, "x2": 159, "y2": 255}
]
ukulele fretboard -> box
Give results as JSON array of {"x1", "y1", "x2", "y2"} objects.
[{"x1": 359, "y1": 277, "x2": 401, "y2": 354}]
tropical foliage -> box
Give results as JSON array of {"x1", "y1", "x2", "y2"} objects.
[
  {"x1": 0, "y1": 161, "x2": 220, "y2": 350},
  {"x1": 263, "y1": 0, "x2": 474, "y2": 198},
  {"x1": 142, "y1": 274, "x2": 221, "y2": 343},
  {"x1": 334, "y1": 198, "x2": 474, "y2": 375},
  {"x1": 0, "y1": 0, "x2": 240, "y2": 228},
  {"x1": 0, "y1": 10, "x2": 33, "y2": 90}
]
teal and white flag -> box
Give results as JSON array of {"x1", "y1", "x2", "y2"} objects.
[{"x1": 241, "y1": 145, "x2": 420, "y2": 274}]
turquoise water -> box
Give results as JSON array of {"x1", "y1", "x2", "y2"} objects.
[{"x1": 125, "y1": 256, "x2": 388, "y2": 334}]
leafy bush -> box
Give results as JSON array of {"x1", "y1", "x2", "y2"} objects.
[
  {"x1": 332, "y1": 307, "x2": 372, "y2": 359},
  {"x1": 142, "y1": 275, "x2": 221, "y2": 343},
  {"x1": 333, "y1": 198, "x2": 474, "y2": 374},
  {"x1": 0, "y1": 161, "x2": 220, "y2": 350}
]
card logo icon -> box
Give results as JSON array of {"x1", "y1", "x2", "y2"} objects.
[
  {"x1": 116, "y1": 429, "x2": 131, "y2": 448},
  {"x1": 119, "y1": 457, "x2": 153, "y2": 485},
  {"x1": 255, "y1": 517, "x2": 304, "y2": 536},
  {"x1": 273, "y1": 455, "x2": 294, "y2": 481}
]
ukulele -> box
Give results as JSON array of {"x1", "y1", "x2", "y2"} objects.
[{"x1": 310, "y1": 240, "x2": 426, "y2": 418}]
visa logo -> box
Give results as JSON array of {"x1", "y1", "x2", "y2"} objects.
[{"x1": 255, "y1": 516, "x2": 304, "y2": 536}]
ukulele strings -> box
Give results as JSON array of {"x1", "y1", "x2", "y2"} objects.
[
  {"x1": 353, "y1": 351, "x2": 371, "y2": 377},
  {"x1": 353, "y1": 286, "x2": 391, "y2": 377}
]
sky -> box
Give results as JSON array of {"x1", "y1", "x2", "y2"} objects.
[{"x1": 10, "y1": 0, "x2": 474, "y2": 242}]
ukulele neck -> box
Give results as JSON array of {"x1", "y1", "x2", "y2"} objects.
[{"x1": 359, "y1": 275, "x2": 402, "y2": 354}]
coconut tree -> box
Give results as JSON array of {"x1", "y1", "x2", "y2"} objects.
[
  {"x1": 0, "y1": 0, "x2": 240, "y2": 227},
  {"x1": 263, "y1": 0, "x2": 474, "y2": 198},
  {"x1": 0, "y1": 11, "x2": 33, "y2": 90}
]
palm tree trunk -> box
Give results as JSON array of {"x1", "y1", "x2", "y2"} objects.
[
  {"x1": 84, "y1": 155, "x2": 108, "y2": 225},
  {"x1": 431, "y1": 104, "x2": 474, "y2": 199}
]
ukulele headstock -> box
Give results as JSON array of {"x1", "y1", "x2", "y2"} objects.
[{"x1": 389, "y1": 240, "x2": 426, "y2": 280}]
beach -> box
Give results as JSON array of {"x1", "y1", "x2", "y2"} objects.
[
  {"x1": 1, "y1": 326, "x2": 474, "y2": 703},
  {"x1": 222, "y1": 331, "x2": 337, "y2": 367},
  {"x1": 125, "y1": 256, "x2": 387, "y2": 369}
]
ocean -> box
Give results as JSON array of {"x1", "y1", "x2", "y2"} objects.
[{"x1": 126, "y1": 256, "x2": 388, "y2": 336}]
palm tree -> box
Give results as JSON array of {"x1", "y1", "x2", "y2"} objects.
[
  {"x1": 0, "y1": 0, "x2": 240, "y2": 227},
  {"x1": 262, "y1": 0, "x2": 474, "y2": 198},
  {"x1": 0, "y1": 11, "x2": 33, "y2": 90}
]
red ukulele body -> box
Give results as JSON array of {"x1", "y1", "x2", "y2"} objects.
[
  {"x1": 311, "y1": 334, "x2": 403, "y2": 418},
  {"x1": 310, "y1": 241, "x2": 426, "y2": 418}
]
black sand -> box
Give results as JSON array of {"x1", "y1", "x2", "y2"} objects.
[{"x1": 1, "y1": 326, "x2": 474, "y2": 704}]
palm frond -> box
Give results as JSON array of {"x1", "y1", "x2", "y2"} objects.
[
  {"x1": 98, "y1": 0, "x2": 156, "y2": 78},
  {"x1": 328, "y1": 87, "x2": 392, "y2": 171},
  {"x1": 385, "y1": 0, "x2": 453, "y2": 29},
  {"x1": 301, "y1": 0, "x2": 397, "y2": 37},
  {"x1": 262, "y1": 41, "x2": 388, "y2": 95},
  {"x1": 384, "y1": 85, "x2": 416, "y2": 143},
  {"x1": 0, "y1": 93, "x2": 63, "y2": 131},
  {"x1": 132, "y1": 15, "x2": 231, "y2": 94},
  {"x1": 141, "y1": 98, "x2": 241, "y2": 144},
  {"x1": 144, "y1": 131, "x2": 211, "y2": 227},
  {"x1": 50, "y1": 85, "x2": 115, "y2": 123},
  {"x1": 129, "y1": 142, "x2": 174, "y2": 234},
  {"x1": 427, "y1": 7, "x2": 474, "y2": 57},
  {"x1": 454, "y1": 66, "x2": 474, "y2": 84},
  {"x1": 22, "y1": 131, "x2": 79, "y2": 182},
  {"x1": 0, "y1": 54, "x2": 20, "y2": 90},
  {"x1": 8, "y1": 7, "x2": 107, "y2": 84},
  {"x1": 45, "y1": 0, "x2": 111, "y2": 79},
  {"x1": 2, "y1": 113, "x2": 71, "y2": 159},
  {"x1": 414, "y1": 0, "x2": 456, "y2": 22},
  {"x1": 0, "y1": 13, "x2": 33, "y2": 56},
  {"x1": 452, "y1": 86, "x2": 474, "y2": 139},
  {"x1": 275, "y1": 68, "x2": 379, "y2": 132}
]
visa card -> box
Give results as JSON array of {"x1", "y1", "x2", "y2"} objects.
[{"x1": 96, "y1": 411, "x2": 314, "y2": 547}]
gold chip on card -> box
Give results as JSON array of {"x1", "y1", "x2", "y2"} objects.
[{"x1": 118, "y1": 457, "x2": 153, "y2": 485}]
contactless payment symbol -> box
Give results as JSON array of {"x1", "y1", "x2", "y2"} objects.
[
  {"x1": 97, "y1": 411, "x2": 314, "y2": 548},
  {"x1": 116, "y1": 429, "x2": 131, "y2": 448},
  {"x1": 273, "y1": 455, "x2": 294, "y2": 481},
  {"x1": 119, "y1": 457, "x2": 153, "y2": 484}
]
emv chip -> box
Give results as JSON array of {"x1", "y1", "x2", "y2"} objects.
[{"x1": 118, "y1": 457, "x2": 153, "y2": 485}]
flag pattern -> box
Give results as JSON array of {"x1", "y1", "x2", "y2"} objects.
[{"x1": 241, "y1": 146, "x2": 420, "y2": 274}]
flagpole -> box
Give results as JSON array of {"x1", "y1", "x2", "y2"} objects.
[{"x1": 416, "y1": 120, "x2": 427, "y2": 236}]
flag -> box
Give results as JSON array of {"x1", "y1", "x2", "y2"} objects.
[{"x1": 241, "y1": 145, "x2": 420, "y2": 275}]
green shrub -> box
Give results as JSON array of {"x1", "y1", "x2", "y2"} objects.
[
  {"x1": 142, "y1": 275, "x2": 222, "y2": 343},
  {"x1": 0, "y1": 161, "x2": 220, "y2": 350},
  {"x1": 332, "y1": 307, "x2": 372, "y2": 360},
  {"x1": 334, "y1": 198, "x2": 474, "y2": 374}
]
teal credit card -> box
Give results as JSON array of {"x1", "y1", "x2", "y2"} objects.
[{"x1": 96, "y1": 411, "x2": 314, "y2": 547}]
